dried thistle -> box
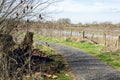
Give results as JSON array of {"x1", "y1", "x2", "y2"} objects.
[
  {"x1": 20, "y1": 0, "x2": 23, "y2": 3},
  {"x1": 39, "y1": 14, "x2": 43, "y2": 20},
  {"x1": 16, "y1": 13, "x2": 19, "y2": 17},
  {"x1": 15, "y1": 25, "x2": 17, "y2": 28},
  {"x1": 27, "y1": 19, "x2": 29, "y2": 22},
  {"x1": 26, "y1": 5, "x2": 29, "y2": 9},
  {"x1": 30, "y1": 6, "x2": 33, "y2": 10},
  {"x1": 23, "y1": 9, "x2": 25, "y2": 13}
]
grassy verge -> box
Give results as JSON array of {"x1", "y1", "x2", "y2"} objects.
[
  {"x1": 34, "y1": 35, "x2": 120, "y2": 71},
  {"x1": 33, "y1": 43, "x2": 73, "y2": 80}
]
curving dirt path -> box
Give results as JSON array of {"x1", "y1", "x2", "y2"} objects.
[{"x1": 36, "y1": 40, "x2": 120, "y2": 80}]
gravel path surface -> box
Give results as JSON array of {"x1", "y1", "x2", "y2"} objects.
[{"x1": 36, "y1": 40, "x2": 120, "y2": 80}]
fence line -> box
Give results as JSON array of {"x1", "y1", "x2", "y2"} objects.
[{"x1": 32, "y1": 28, "x2": 120, "y2": 51}]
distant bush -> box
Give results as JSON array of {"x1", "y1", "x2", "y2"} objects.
[{"x1": 66, "y1": 38, "x2": 72, "y2": 42}]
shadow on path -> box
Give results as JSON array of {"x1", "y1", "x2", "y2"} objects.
[{"x1": 36, "y1": 40, "x2": 120, "y2": 80}]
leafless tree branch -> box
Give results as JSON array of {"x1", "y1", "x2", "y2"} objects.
[{"x1": 0, "y1": 0, "x2": 60, "y2": 34}]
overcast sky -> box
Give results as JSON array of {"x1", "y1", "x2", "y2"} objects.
[{"x1": 49, "y1": 0, "x2": 120, "y2": 24}]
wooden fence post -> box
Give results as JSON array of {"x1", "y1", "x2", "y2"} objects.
[
  {"x1": 82, "y1": 30, "x2": 85, "y2": 39},
  {"x1": 118, "y1": 36, "x2": 120, "y2": 49},
  {"x1": 103, "y1": 33, "x2": 106, "y2": 46},
  {"x1": 70, "y1": 30, "x2": 72, "y2": 37},
  {"x1": 91, "y1": 33, "x2": 94, "y2": 41}
]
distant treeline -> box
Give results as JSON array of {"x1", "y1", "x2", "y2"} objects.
[{"x1": 16, "y1": 18, "x2": 120, "y2": 31}]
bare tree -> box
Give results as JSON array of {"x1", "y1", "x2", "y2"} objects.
[
  {"x1": 0, "y1": 0, "x2": 59, "y2": 34},
  {"x1": 0, "y1": 0, "x2": 60, "y2": 80}
]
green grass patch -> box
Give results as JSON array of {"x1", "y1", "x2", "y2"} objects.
[
  {"x1": 97, "y1": 52, "x2": 120, "y2": 70},
  {"x1": 34, "y1": 35, "x2": 102, "y2": 55},
  {"x1": 34, "y1": 35, "x2": 120, "y2": 71}
]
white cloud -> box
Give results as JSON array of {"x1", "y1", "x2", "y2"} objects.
[
  {"x1": 55, "y1": 0, "x2": 120, "y2": 13},
  {"x1": 46, "y1": 0, "x2": 120, "y2": 23}
]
